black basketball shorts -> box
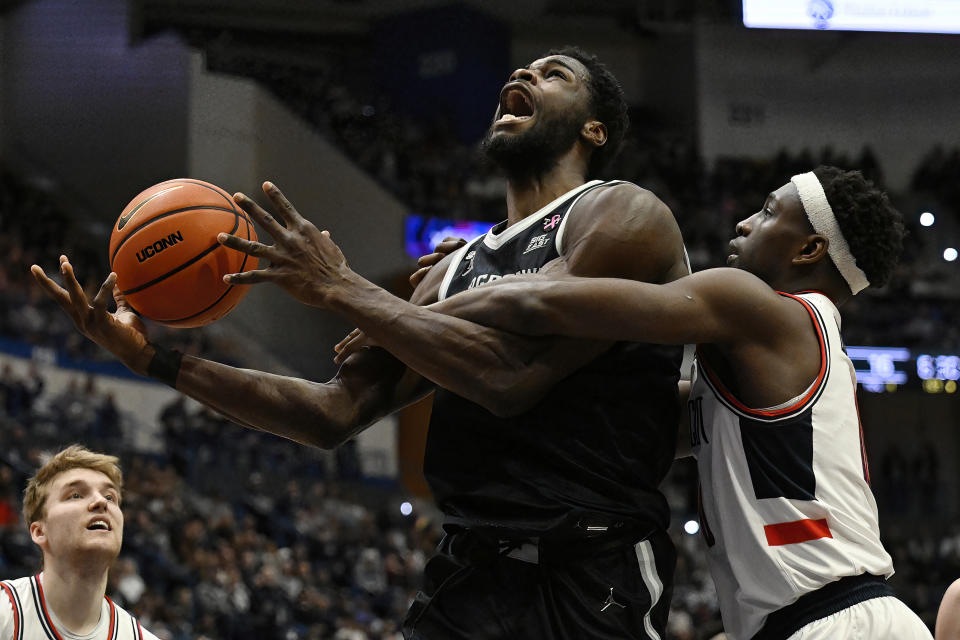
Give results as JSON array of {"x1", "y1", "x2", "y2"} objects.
[{"x1": 402, "y1": 527, "x2": 676, "y2": 640}]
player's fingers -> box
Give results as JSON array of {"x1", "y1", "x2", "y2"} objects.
[
  {"x1": 222, "y1": 269, "x2": 275, "y2": 285},
  {"x1": 436, "y1": 237, "x2": 467, "y2": 253},
  {"x1": 233, "y1": 192, "x2": 287, "y2": 237},
  {"x1": 409, "y1": 266, "x2": 432, "y2": 288},
  {"x1": 217, "y1": 233, "x2": 281, "y2": 261},
  {"x1": 334, "y1": 328, "x2": 363, "y2": 353},
  {"x1": 30, "y1": 265, "x2": 71, "y2": 305},
  {"x1": 59, "y1": 259, "x2": 89, "y2": 308},
  {"x1": 333, "y1": 338, "x2": 360, "y2": 365},
  {"x1": 416, "y1": 252, "x2": 444, "y2": 268},
  {"x1": 334, "y1": 333, "x2": 376, "y2": 365},
  {"x1": 91, "y1": 273, "x2": 118, "y2": 311},
  {"x1": 113, "y1": 285, "x2": 130, "y2": 311},
  {"x1": 262, "y1": 181, "x2": 306, "y2": 227}
]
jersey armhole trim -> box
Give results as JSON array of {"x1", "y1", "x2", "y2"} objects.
[
  {"x1": 695, "y1": 293, "x2": 830, "y2": 421},
  {"x1": 1, "y1": 581, "x2": 22, "y2": 640}
]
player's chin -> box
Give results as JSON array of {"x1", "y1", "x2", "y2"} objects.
[
  {"x1": 726, "y1": 254, "x2": 739, "y2": 267},
  {"x1": 80, "y1": 533, "x2": 122, "y2": 553}
]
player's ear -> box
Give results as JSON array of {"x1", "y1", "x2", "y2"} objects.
[
  {"x1": 581, "y1": 120, "x2": 607, "y2": 149},
  {"x1": 793, "y1": 234, "x2": 829, "y2": 266},
  {"x1": 30, "y1": 521, "x2": 46, "y2": 546}
]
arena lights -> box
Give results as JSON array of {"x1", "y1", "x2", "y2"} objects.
[
  {"x1": 684, "y1": 520, "x2": 700, "y2": 535},
  {"x1": 944, "y1": 248, "x2": 958, "y2": 262},
  {"x1": 847, "y1": 347, "x2": 960, "y2": 393},
  {"x1": 920, "y1": 212, "x2": 935, "y2": 227},
  {"x1": 400, "y1": 501, "x2": 413, "y2": 516},
  {"x1": 918, "y1": 354, "x2": 960, "y2": 394}
]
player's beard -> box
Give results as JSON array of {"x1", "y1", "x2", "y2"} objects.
[{"x1": 481, "y1": 107, "x2": 586, "y2": 181}]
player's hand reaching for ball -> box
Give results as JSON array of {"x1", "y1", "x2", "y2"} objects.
[
  {"x1": 219, "y1": 182, "x2": 354, "y2": 308},
  {"x1": 30, "y1": 256, "x2": 153, "y2": 374}
]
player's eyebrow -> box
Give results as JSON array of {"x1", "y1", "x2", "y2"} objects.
[
  {"x1": 61, "y1": 479, "x2": 118, "y2": 494},
  {"x1": 532, "y1": 57, "x2": 578, "y2": 75}
]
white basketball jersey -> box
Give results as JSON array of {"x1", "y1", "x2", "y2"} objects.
[
  {"x1": 688, "y1": 292, "x2": 894, "y2": 640},
  {"x1": 0, "y1": 575, "x2": 159, "y2": 640}
]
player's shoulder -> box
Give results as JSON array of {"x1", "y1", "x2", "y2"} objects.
[
  {"x1": 0, "y1": 576, "x2": 31, "y2": 591},
  {"x1": 577, "y1": 180, "x2": 673, "y2": 221},
  {"x1": 0, "y1": 575, "x2": 31, "y2": 604},
  {"x1": 560, "y1": 179, "x2": 683, "y2": 279},
  {"x1": 0, "y1": 577, "x2": 31, "y2": 639},
  {"x1": 567, "y1": 179, "x2": 677, "y2": 242},
  {"x1": 944, "y1": 578, "x2": 960, "y2": 602}
]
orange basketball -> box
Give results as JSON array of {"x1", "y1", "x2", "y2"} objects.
[{"x1": 108, "y1": 178, "x2": 258, "y2": 328}]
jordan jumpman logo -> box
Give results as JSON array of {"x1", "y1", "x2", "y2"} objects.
[{"x1": 600, "y1": 587, "x2": 626, "y2": 612}]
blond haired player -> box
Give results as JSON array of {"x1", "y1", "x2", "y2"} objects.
[{"x1": 0, "y1": 446, "x2": 159, "y2": 640}]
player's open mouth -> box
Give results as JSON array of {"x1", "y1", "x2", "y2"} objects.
[
  {"x1": 87, "y1": 519, "x2": 111, "y2": 531},
  {"x1": 496, "y1": 85, "x2": 535, "y2": 124}
]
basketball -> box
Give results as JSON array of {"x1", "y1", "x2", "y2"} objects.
[{"x1": 108, "y1": 178, "x2": 258, "y2": 328}]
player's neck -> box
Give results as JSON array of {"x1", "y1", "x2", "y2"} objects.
[
  {"x1": 504, "y1": 160, "x2": 588, "y2": 226},
  {"x1": 780, "y1": 270, "x2": 850, "y2": 306},
  {"x1": 40, "y1": 563, "x2": 109, "y2": 635}
]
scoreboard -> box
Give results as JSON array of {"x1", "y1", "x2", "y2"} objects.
[{"x1": 848, "y1": 346, "x2": 960, "y2": 393}]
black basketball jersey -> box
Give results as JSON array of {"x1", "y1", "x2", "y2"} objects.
[{"x1": 426, "y1": 180, "x2": 684, "y2": 535}]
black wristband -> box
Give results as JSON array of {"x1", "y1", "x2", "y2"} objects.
[{"x1": 146, "y1": 344, "x2": 183, "y2": 388}]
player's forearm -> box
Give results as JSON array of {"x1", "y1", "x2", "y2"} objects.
[
  {"x1": 168, "y1": 349, "x2": 406, "y2": 449},
  {"x1": 326, "y1": 273, "x2": 550, "y2": 415},
  {"x1": 434, "y1": 277, "x2": 704, "y2": 345},
  {"x1": 426, "y1": 280, "x2": 550, "y2": 335}
]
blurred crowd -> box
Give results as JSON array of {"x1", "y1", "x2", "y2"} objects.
[{"x1": 0, "y1": 362, "x2": 435, "y2": 639}]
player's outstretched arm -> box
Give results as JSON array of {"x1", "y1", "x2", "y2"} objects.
[
  {"x1": 214, "y1": 183, "x2": 603, "y2": 417},
  {"x1": 219, "y1": 182, "x2": 695, "y2": 417},
  {"x1": 30, "y1": 256, "x2": 432, "y2": 449},
  {"x1": 435, "y1": 266, "x2": 780, "y2": 346}
]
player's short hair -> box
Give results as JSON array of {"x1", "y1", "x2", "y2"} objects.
[
  {"x1": 547, "y1": 46, "x2": 629, "y2": 178},
  {"x1": 22, "y1": 445, "x2": 124, "y2": 526},
  {"x1": 812, "y1": 166, "x2": 905, "y2": 289}
]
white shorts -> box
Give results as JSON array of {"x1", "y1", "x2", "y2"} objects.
[{"x1": 788, "y1": 596, "x2": 932, "y2": 640}]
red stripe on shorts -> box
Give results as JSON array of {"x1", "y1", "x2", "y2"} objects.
[{"x1": 764, "y1": 518, "x2": 832, "y2": 546}]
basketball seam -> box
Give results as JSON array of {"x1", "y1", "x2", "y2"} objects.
[
  {"x1": 109, "y1": 205, "x2": 237, "y2": 267},
  {"x1": 146, "y1": 178, "x2": 239, "y2": 214},
  {"x1": 119, "y1": 213, "x2": 240, "y2": 297},
  {"x1": 160, "y1": 211, "x2": 255, "y2": 324}
]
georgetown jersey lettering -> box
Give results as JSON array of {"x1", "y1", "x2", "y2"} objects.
[
  {"x1": 438, "y1": 180, "x2": 614, "y2": 301},
  {"x1": 688, "y1": 292, "x2": 893, "y2": 640},
  {"x1": 427, "y1": 180, "x2": 685, "y2": 535},
  {"x1": 0, "y1": 576, "x2": 159, "y2": 640}
]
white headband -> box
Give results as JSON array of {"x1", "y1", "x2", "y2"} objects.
[{"x1": 790, "y1": 172, "x2": 870, "y2": 295}]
